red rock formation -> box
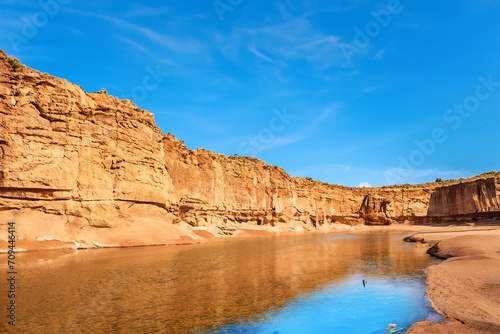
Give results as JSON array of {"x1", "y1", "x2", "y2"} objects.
[
  {"x1": 428, "y1": 178, "x2": 499, "y2": 216},
  {"x1": 0, "y1": 50, "x2": 498, "y2": 249}
]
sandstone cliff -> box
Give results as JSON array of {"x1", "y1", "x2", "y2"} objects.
[
  {"x1": 428, "y1": 178, "x2": 500, "y2": 216},
  {"x1": 0, "y1": 50, "x2": 498, "y2": 250}
]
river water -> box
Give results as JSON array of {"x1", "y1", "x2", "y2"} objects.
[{"x1": 1, "y1": 233, "x2": 440, "y2": 333}]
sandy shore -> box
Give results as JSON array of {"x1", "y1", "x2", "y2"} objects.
[
  {"x1": 405, "y1": 226, "x2": 500, "y2": 334},
  {"x1": 2, "y1": 220, "x2": 499, "y2": 252}
]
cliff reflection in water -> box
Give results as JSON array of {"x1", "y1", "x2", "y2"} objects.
[{"x1": 2, "y1": 233, "x2": 435, "y2": 333}]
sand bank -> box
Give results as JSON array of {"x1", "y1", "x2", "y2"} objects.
[
  {"x1": 406, "y1": 227, "x2": 500, "y2": 333},
  {"x1": 2, "y1": 221, "x2": 499, "y2": 253}
]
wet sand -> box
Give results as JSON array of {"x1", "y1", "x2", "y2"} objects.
[
  {"x1": 2, "y1": 220, "x2": 499, "y2": 253},
  {"x1": 406, "y1": 226, "x2": 500, "y2": 334}
]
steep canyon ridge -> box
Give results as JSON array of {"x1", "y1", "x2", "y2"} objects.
[{"x1": 0, "y1": 49, "x2": 499, "y2": 250}]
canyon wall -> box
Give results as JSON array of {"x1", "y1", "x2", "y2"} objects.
[
  {"x1": 427, "y1": 178, "x2": 500, "y2": 216},
  {"x1": 0, "y1": 50, "x2": 499, "y2": 249}
]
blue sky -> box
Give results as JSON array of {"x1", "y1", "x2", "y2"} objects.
[{"x1": 1, "y1": 0, "x2": 499, "y2": 187}]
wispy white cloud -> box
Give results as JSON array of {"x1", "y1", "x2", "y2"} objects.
[
  {"x1": 0, "y1": 16, "x2": 24, "y2": 29},
  {"x1": 249, "y1": 48, "x2": 274, "y2": 63},
  {"x1": 293, "y1": 0, "x2": 359, "y2": 17},
  {"x1": 298, "y1": 35, "x2": 341, "y2": 51},
  {"x1": 115, "y1": 36, "x2": 174, "y2": 65},
  {"x1": 363, "y1": 87, "x2": 376, "y2": 94},
  {"x1": 231, "y1": 18, "x2": 345, "y2": 68},
  {"x1": 65, "y1": 8, "x2": 206, "y2": 56},
  {"x1": 122, "y1": 4, "x2": 172, "y2": 18},
  {"x1": 359, "y1": 182, "x2": 371, "y2": 187},
  {"x1": 269, "y1": 103, "x2": 342, "y2": 149},
  {"x1": 372, "y1": 48, "x2": 385, "y2": 60},
  {"x1": 118, "y1": 36, "x2": 150, "y2": 54},
  {"x1": 70, "y1": 28, "x2": 83, "y2": 36}
]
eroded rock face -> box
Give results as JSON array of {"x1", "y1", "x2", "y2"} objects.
[
  {"x1": 428, "y1": 178, "x2": 500, "y2": 216},
  {"x1": 359, "y1": 195, "x2": 394, "y2": 225},
  {"x1": 0, "y1": 50, "x2": 499, "y2": 248}
]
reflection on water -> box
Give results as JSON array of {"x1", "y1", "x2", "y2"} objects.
[
  {"x1": 218, "y1": 275, "x2": 434, "y2": 334},
  {"x1": 0, "y1": 233, "x2": 438, "y2": 333}
]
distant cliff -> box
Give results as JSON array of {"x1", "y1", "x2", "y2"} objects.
[
  {"x1": 428, "y1": 178, "x2": 500, "y2": 216},
  {"x1": 0, "y1": 50, "x2": 499, "y2": 249}
]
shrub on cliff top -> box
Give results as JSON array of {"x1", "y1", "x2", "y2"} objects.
[{"x1": 7, "y1": 56, "x2": 22, "y2": 72}]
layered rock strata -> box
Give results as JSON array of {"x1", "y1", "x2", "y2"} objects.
[
  {"x1": 427, "y1": 178, "x2": 499, "y2": 216},
  {"x1": 0, "y1": 50, "x2": 499, "y2": 249}
]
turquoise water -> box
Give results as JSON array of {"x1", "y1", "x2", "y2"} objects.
[
  {"x1": 206, "y1": 234, "x2": 442, "y2": 334},
  {"x1": 215, "y1": 275, "x2": 438, "y2": 333}
]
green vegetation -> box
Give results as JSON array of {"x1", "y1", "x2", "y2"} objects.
[{"x1": 435, "y1": 178, "x2": 443, "y2": 182}]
